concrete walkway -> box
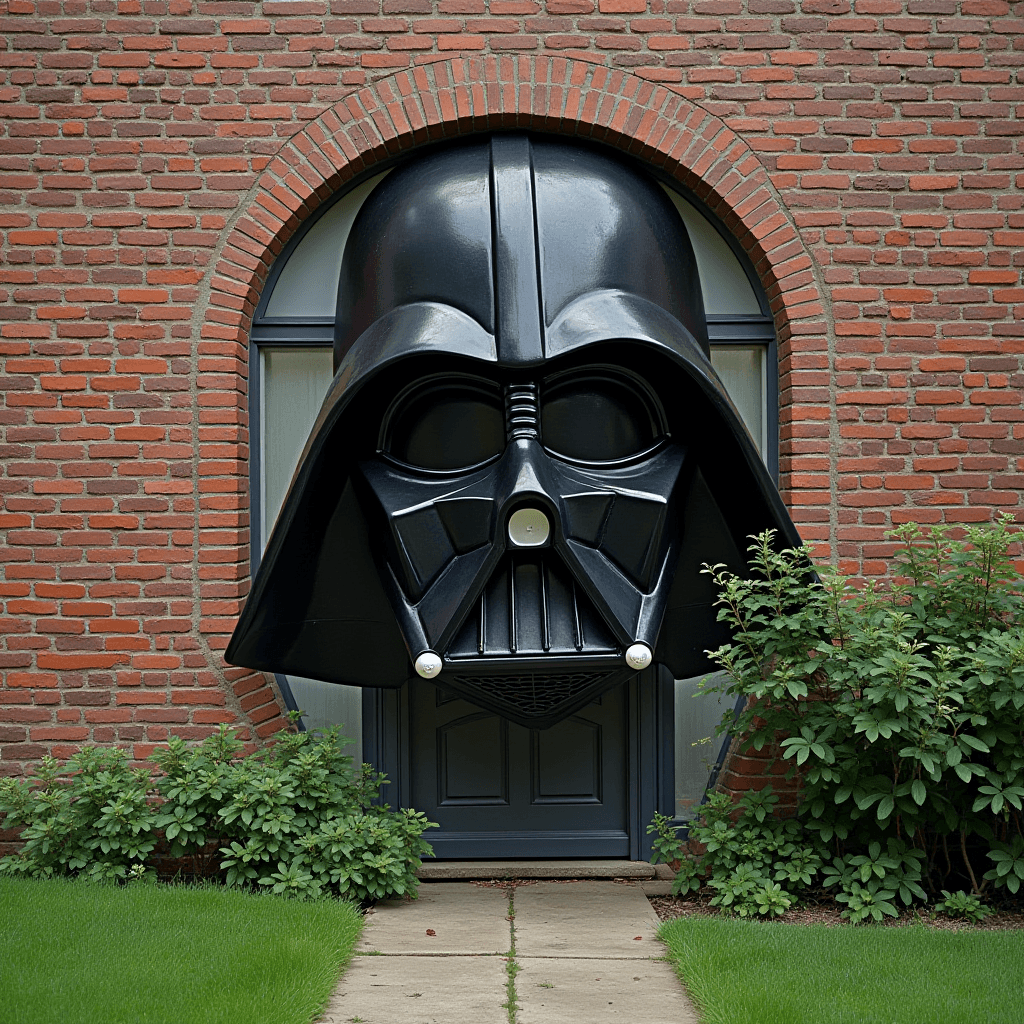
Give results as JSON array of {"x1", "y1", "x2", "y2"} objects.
[{"x1": 317, "y1": 880, "x2": 700, "y2": 1024}]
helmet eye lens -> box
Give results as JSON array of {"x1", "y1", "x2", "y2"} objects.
[
  {"x1": 385, "y1": 382, "x2": 504, "y2": 471},
  {"x1": 541, "y1": 373, "x2": 663, "y2": 463}
]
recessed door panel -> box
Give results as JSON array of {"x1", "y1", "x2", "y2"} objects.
[
  {"x1": 438, "y1": 712, "x2": 509, "y2": 806},
  {"x1": 531, "y1": 716, "x2": 601, "y2": 804}
]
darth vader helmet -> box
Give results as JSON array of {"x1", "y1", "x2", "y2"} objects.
[{"x1": 226, "y1": 133, "x2": 800, "y2": 729}]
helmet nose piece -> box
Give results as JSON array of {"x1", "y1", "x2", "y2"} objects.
[
  {"x1": 499, "y1": 438, "x2": 557, "y2": 548},
  {"x1": 507, "y1": 507, "x2": 551, "y2": 548}
]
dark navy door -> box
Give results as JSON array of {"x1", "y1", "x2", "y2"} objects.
[{"x1": 408, "y1": 679, "x2": 629, "y2": 858}]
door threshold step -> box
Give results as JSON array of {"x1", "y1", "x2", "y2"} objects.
[{"x1": 417, "y1": 859, "x2": 658, "y2": 880}]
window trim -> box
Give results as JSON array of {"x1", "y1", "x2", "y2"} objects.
[{"x1": 707, "y1": 317, "x2": 779, "y2": 483}]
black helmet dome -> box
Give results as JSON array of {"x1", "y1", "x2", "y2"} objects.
[{"x1": 226, "y1": 133, "x2": 800, "y2": 729}]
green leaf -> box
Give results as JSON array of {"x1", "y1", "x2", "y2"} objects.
[
  {"x1": 911, "y1": 780, "x2": 927, "y2": 806},
  {"x1": 960, "y1": 734, "x2": 990, "y2": 753},
  {"x1": 877, "y1": 796, "x2": 894, "y2": 821},
  {"x1": 972, "y1": 794, "x2": 991, "y2": 814},
  {"x1": 854, "y1": 790, "x2": 882, "y2": 811}
]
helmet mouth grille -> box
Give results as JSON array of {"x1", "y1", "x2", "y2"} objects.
[
  {"x1": 445, "y1": 551, "x2": 618, "y2": 660},
  {"x1": 435, "y1": 551, "x2": 631, "y2": 728}
]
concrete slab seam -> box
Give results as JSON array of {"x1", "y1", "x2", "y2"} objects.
[
  {"x1": 504, "y1": 885, "x2": 521, "y2": 1024},
  {"x1": 516, "y1": 955, "x2": 662, "y2": 961},
  {"x1": 354, "y1": 946, "x2": 509, "y2": 954}
]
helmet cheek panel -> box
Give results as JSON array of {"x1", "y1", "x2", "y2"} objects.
[{"x1": 598, "y1": 493, "x2": 666, "y2": 590}]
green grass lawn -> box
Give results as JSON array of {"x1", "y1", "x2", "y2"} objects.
[
  {"x1": 0, "y1": 876, "x2": 363, "y2": 1024},
  {"x1": 660, "y1": 915, "x2": 1024, "y2": 1024}
]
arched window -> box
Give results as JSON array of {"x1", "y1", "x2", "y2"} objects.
[
  {"x1": 250, "y1": 148, "x2": 777, "y2": 820},
  {"x1": 249, "y1": 171, "x2": 390, "y2": 758}
]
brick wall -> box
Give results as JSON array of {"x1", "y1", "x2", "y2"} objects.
[{"x1": 1, "y1": 1, "x2": 1022, "y2": 775}]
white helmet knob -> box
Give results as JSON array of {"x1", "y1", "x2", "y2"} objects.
[
  {"x1": 625, "y1": 642, "x2": 652, "y2": 670},
  {"x1": 414, "y1": 651, "x2": 443, "y2": 679}
]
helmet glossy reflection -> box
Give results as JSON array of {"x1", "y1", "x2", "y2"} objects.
[{"x1": 226, "y1": 134, "x2": 800, "y2": 729}]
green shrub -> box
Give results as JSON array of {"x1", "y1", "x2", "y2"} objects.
[
  {"x1": 699, "y1": 516, "x2": 1024, "y2": 903},
  {"x1": 819, "y1": 838, "x2": 927, "y2": 908},
  {"x1": 653, "y1": 787, "x2": 824, "y2": 917},
  {"x1": 652, "y1": 787, "x2": 934, "y2": 921},
  {"x1": 0, "y1": 747, "x2": 159, "y2": 882},
  {"x1": 708, "y1": 867, "x2": 795, "y2": 919},
  {"x1": 0, "y1": 724, "x2": 436, "y2": 902},
  {"x1": 834, "y1": 879, "x2": 900, "y2": 924},
  {"x1": 933, "y1": 889, "x2": 992, "y2": 923},
  {"x1": 647, "y1": 811, "x2": 687, "y2": 870}
]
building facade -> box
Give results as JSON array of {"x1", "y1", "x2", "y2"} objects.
[{"x1": 1, "y1": 1, "x2": 1021, "y2": 854}]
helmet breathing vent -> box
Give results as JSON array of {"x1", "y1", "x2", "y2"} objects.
[
  {"x1": 449, "y1": 670, "x2": 620, "y2": 723},
  {"x1": 505, "y1": 382, "x2": 540, "y2": 442}
]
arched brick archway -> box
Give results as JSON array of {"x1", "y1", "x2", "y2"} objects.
[
  {"x1": 203, "y1": 55, "x2": 830, "y2": 726},
  {"x1": 208, "y1": 57, "x2": 821, "y2": 352}
]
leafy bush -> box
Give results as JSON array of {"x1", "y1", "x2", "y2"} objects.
[
  {"x1": 647, "y1": 811, "x2": 687, "y2": 871},
  {"x1": 834, "y1": 879, "x2": 899, "y2": 924},
  {"x1": 0, "y1": 724, "x2": 436, "y2": 902},
  {"x1": 653, "y1": 787, "x2": 824, "y2": 917},
  {"x1": 819, "y1": 839, "x2": 927, "y2": 909},
  {"x1": 653, "y1": 788, "x2": 985, "y2": 923},
  {"x1": 933, "y1": 889, "x2": 991, "y2": 923},
  {"x1": 0, "y1": 747, "x2": 158, "y2": 882},
  {"x1": 699, "y1": 516, "x2": 1024, "y2": 904}
]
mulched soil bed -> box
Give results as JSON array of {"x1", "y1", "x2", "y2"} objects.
[{"x1": 649, "y1": 890, "x2": 1024, "y2": 931}]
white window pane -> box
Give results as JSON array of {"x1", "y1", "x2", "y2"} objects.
[
  {"x1": 264, "y1": 172, "x2": 389, "y2": 319},
  {"x1": 260, "y1": 346, "x2": 362, "y2": 751},
  {"x1": 260, "y1": 347, "x2": 335, "y2": 543},
  {"x1": 662, "y1": 186, "x2": 761, "y2": 317},
  {"x1": 675, "y1": 672, "x2": 731, "y2": 820},
  {"x1": 710, "y1": 345, "x2": 766, "y2": 457},
  {"x1": 285, "y1": 675, "x2": 363, "y2": 764}
]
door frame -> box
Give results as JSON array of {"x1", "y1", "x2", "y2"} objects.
[{"x1": 362, "y1": 667, "x2": 673, "y2": 861}]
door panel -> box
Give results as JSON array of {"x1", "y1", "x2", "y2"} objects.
[
  {"x1": 531, "y1": 717, "x2": 601, "y2": 803},
  {"x1": 438, "y1": 712, "x2": 509, "y2": 805},
  {"x1": 409, "y1": 679, "x2": 629, "y2": 858}
]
